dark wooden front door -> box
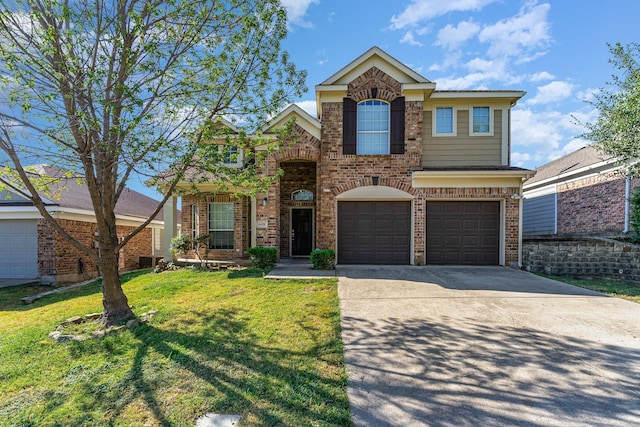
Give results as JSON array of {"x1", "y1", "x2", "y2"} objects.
[{"x1": 291, "y1": 208, "x2": 313, "y2": 256}]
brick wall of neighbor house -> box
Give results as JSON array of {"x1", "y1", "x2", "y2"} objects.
[
  {"x1": 118, "y1": 226, "x2": 152, "y2": 271},
  {"x1": 38, "y1": 218, "x2": 156, "y2": 283},
  {"x1": 38, "y1": 220, "x2": 58, "y2": 276},
  {"x1": 523, "y1": 237, "x2": 640, "y2": 283},
  {"x1": 557, "y1": 173, "x2": 638, "y2": 235},
  {"x1": 279, "y1": 161, "x2": 316, "y2": 257},
  {"x1": 181, "y1": 193, "x2": 249, "y2": 260}
]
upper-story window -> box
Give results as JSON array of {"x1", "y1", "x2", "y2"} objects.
[
  {"x1": 343, "y1": 96, "x2": 405, "y2": 155},
  {"x1": 433, "y1": 107, "x2": 456, "y2": 136},
  {"x1": 357, "y1": 100, "x2": 389, "y2": 155},
  {"x1": 470, "y1": 106, "x2": 493, "y2": 135},
  {"x1": 219, "y1": 145, "x2": 243, "y2": 167}
]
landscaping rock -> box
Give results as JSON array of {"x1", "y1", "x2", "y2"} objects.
[
  {"x1": 84, "y1": 313, "x2": 102, "y2": 320},
  {"x1": 126, "y1": 319, "x2": 139, "y2": 329},
  {"x1": 66, "y1": 316, "x2": 83, "y2": 324}
]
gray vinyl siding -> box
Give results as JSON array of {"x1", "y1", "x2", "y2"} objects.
[
  {"x1": 422, "y1": 109, "x2": 503, "y2": 167},
  {"x1": 523, "y1": 193, "x2": 556, "y2": 235}
]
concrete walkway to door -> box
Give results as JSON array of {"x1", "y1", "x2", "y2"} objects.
[{"x1": 337, "y1": 265, "x2": 640, "y2": 427}]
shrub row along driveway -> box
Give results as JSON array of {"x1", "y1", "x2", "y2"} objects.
[{"x1": 337, "y1": 266, "x2": 640, "y2": 427}]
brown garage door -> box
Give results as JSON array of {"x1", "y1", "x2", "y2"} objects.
[
  {"x1": 426, "y1": 201, "x2": 499, "y2": 265},
  {"x1": 338, "y1": 201, "x2": 411, "y2": 265}
]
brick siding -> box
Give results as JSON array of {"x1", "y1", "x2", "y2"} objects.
[
  {"x1": 557, "y1": 173, "x2": 637, "y2": 235},
  {"x1": 37, "y1": 217, "x2": 155, "y2": 283}
]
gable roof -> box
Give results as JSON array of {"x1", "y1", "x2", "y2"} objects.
[
  {"x1": 0, "y1": 165, "x2": 167, "y2": 221},
  {"x1": 319, "y1": 46, "x2": 433, "y2": 86},
  {"x1": 524, "y1": 146, "x2": 617, "y2": 187},
  {"x1": 263, "y1": 104, "x2": 321, "y2": 139}
]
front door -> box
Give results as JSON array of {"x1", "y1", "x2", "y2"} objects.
[{"x1": 291, "y1": 208, "x2": 313, "y2": 256}]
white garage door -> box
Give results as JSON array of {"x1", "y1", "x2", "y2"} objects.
[{"x1": 0, "y1": 219, "x2": 39, "y2": 279}]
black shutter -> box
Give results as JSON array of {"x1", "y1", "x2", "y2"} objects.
[
  {"x1": 390, "y1": 96, "x2": 405, "y2": 154},
  {"x1": 343, "y1": 97, "x2": 357, "y2": 155}
]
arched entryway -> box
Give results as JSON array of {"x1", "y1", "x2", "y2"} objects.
[{"x1": 279, "y1": 160, "x2": 317, "y2": 257}]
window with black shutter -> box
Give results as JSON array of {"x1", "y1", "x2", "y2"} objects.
[
  {"x1": 390, "y1": 96, "x2": 405, "y2": 154},
  {"x1": 343, "y1": 97, "x2": 357, "y2": 155},
  {"x1": 342, "y1": 95, "x2": 405, "y2": 155}
]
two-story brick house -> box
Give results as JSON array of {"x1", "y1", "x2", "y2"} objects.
[{"x1": 167, "y1": 47, "x2": 533, "y2": 266}]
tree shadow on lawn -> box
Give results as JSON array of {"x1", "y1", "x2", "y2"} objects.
[
  {"x1": 68, "y1": 308, "x2": 350, "y2": 426},
  {"x1": 342, "y1": 315, "x2": 640, "y2": 427}
]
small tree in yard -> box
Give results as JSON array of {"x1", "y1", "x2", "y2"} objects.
[
  {"x1": 0, "y1": 1, "x2": 305, "y2": 325},
  {"x1": 583, "y1": 42, "x2": 640, "y2": 176}
]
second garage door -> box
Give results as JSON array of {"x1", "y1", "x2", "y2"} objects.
[
  {"x1": 426, "y1": 201, "x2": 500, "y2": 265},
  {"x1": 338, "y1": 201, "x2": 411, "y2": 265}
]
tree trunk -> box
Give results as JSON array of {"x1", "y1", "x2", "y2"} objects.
[{"x1": 99, "y1": 238, "x2": 134, "y2": 326}]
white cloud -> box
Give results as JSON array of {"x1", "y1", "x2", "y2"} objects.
[
  {"x1": 479, "y1": 2, "x2": 552, "y2": 59},
  {"x1": 511, "y1": 106, "x2": 594, "y2": 167},
  {"x1": 400, "y1": 31, "x2": 424, "y2": 46},
  {"x1": 527, "y1": 80, "x2": 575, "y2": 105},
  {"x1": 435, "y1": 20, "x2": 481, "y2": 50},
  {"x1": 295, "y1": 100, "x2": 318, "y2": 118},
  {"x1": 530, "y1": 71, "x2": 554, "y2": 82},
  {"x1": 390, "y1": 0, "x2": 497, "y2": 30},
  {"x1": 280, "y1": 0, "x2": 319, "y2": 28}
]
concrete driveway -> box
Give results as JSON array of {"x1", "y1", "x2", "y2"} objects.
[{"x1": 337, "y1": 266, "x2": 640, "y2": 427}]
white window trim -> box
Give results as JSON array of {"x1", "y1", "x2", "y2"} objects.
[
  {"x1": 469, "y1": 106, "x2": 494, "y2": 136},
  {"x1": 432, "y1": 107, "x2": 457, "y2": 137},
  {"x1": 357, "y1": 99, "x2": 390, "y2": 155}
]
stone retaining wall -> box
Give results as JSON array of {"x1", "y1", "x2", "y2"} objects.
[{"x1": 522, "y1": 236, "x2": 640, "y2": 283}]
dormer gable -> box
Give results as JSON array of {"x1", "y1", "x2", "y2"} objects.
[
  {"x1": 263, "y1": 103, "x2": 321, "y2": 141},
  {"x1": 315, "y1": 47, "x2": 436, "y2": 117}
]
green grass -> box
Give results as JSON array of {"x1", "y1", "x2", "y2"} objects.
[
  {"x1": 0, "y1": 269, "x2": 351, "y2": 426},
  {"x1": 539, "y1": 274, "x2": 640, "y2": 304}
]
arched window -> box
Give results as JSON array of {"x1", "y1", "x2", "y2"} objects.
[
  {"x1": 291, "y1": 189, "x2": 313, "y2": 201},
  {"x1": 357, "y1": 100, "x2": 389, "y2": 155}
]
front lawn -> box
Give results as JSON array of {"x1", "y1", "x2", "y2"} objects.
[
  {"x1": 539, "y1": 274, "x2": 640, "y2": 304},
  {"x1": 0, "y1": 269, "x2": 351, "y2": 426}
]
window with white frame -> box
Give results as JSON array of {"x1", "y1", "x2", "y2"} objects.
[
  {"x1": 208, "y1": 202, "x2": 234, "y2": 250},
  {"x1": 471, "y1": 106, "x2": 493, "y2": 135},
  {"x1": 220, "y1": 145, "x2": 243, "y2": 166},
  {"x1": 357, "y1": 100, "x2": 389, "y2": 154},
  {"x1": 434, "y1": 107, "x2": 456, "y2": 136}
]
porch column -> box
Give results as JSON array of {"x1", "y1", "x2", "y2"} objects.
[
  {"x1": 250, "y1": 196, "x2": 257, "y2": 248},
  {"x1": 163, "y1": 195, "x2": 178, "y2": 261}
]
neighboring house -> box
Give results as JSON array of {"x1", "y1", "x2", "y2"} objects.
[
  {"x1": 522, "y1": 145, "x2": 638, "y2": 236},
  {"x1": 0, "y1": 165, "x2": 168, "y2": 284},
  {"x1": 168, "y1": 47, "x2": 533, "y2": 266}
]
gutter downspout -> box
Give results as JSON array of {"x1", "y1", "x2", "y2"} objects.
[
  {"x1": 518, "y1": 179, "x2": 524, "y2": 268},
  {"x1": 624, "y1": 176, "x2": 631, "y2": 233}
]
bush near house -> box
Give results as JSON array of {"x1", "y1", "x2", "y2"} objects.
[
  {"x1": 247, "y1": 246, "x2": 277, "y2": 270},
  {"x1": 311, "y1": 249, "x2": 335, "y2": 270}
]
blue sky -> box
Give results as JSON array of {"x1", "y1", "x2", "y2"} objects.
[{"x1": 279, "y1": 0, "x2": 639, "y2": 170}]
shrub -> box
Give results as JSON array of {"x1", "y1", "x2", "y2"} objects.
[
  {"x1": 310, "y1": 249, "x2": 335, "y2": 270},
  {"x1": 630, "y1": 186, "x2": 640, "y2": 243},
  {"x1": 247, "y1": 246, "x2": 277, "y2": 270}
]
